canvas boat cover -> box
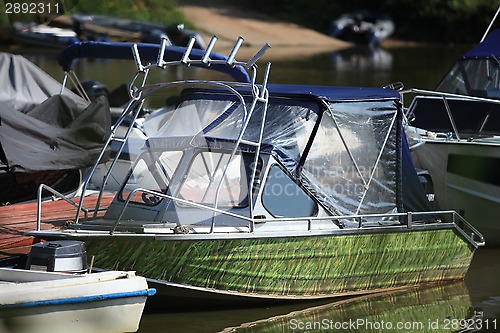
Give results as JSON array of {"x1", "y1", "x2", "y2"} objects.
[
  {"x1": 142, "y1": 83, "x2": 429, "y2": 216},
  {"x1": 461, "y1": 29, "x2": 500, "y2": 60},
  {"x1": 0, "y1": 52, "x2": 111, "y2": 173}
]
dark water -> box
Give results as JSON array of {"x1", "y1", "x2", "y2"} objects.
[{"x1": 4, "y1": 43, "x2": 498, "y2": 332}]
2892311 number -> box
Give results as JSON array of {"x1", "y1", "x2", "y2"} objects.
[
  {"x1": 5, "y1": 2, "x2": 60, "y2": 14},
  {"x1": 443, "y1": 318, "x2": 497, "y2": 330}
]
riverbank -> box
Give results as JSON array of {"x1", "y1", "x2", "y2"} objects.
[
  {"x1": 178, "y1": 2, "x2": 421, "y2": 60},
  {"x1": 178, "y1": 3, "x2": 352, "y2": 60}
]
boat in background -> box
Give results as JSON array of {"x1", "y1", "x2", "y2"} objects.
[
  {"x1": 329, "y1": 11, "x2": 395, "y2": 45},
  {"x1": 0, "y1": 240, "x2": 154, "y2": 333},
  {"x1": 71, "y1": 14, "x2": 206, "y2": 48},
  {"x1": 10, "y1": 14, "x2": 205, "y2": 49},
  {"x1": 28, "y1": 36, "x2": 482, "y2": 310},
  {"x1": 0, "y1": 52, "x2": 111, "y2": 205},
  {"x1": 11, "y1": 22, "x2": 80, "y2": 48},
  {"x1": 403, "y1": 7, "x2": 500, "y2": 246}
]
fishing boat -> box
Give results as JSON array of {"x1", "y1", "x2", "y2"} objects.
[
  {"x1": 402, "y1": 7, "x2": 500, "y2": 246},
  {"x1": 28, "y1": 36, "x2": 483, "y2": 310},
  {"x1": 329, "y1": 11, "x2": 395, "y2": 45},
  {"x1": 0, "y1": 240, "x2": 155, "y2": 333}
]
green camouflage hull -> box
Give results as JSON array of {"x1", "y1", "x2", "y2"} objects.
[{"x1": 83, "y1": 228, "x2": 473, "y2": 298}]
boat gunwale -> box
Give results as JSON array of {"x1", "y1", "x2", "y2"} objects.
[{"x1": 27, "y1": 219, "x2": 474, "y2": 244}]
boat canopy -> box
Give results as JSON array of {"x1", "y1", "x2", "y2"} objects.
[
  {"x1": 0, "y1": 53, "x2": 111, "y2": 173},
  {"x1": 58, "y1": 41, "x2": 251, "y2": 83},
  {"x1": 436, "y1": 29, "x2": 500, "y2": 98},
  {"x1": 134, "y1": 83, "x2": 428, "y2": 217},
  {"x1": 461, "y1": 29, "x2": 500, "y2": 60}
]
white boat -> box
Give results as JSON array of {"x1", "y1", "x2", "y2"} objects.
[
  {"x1": 402, "y1": 7, "x2": 500, "y2": 246},
  {"x1": 0, "y1": 241, "x2": 155, "y2": 333}
]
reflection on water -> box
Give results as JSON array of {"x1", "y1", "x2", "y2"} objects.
[
  {"x1": 329, "y1": 46, "x2": 393, "y2": 72},
  {"x1": 221, "y1": 283, "x2": 474, "y2": 333},
  {"x1": 465, "y1": 247, "x2": 500, "y2": 327},
  {"x1": 1, "y1": 43, "x2": 470, "y2": 92},
  {"x1": 137, "y1": 248, "x2": 499, "y2": 333},
  {"x1": 138, "y1": 283, "x2": 476, "y2": 333}
]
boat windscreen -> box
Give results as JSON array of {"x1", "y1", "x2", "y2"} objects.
[{"x1": 436, "y1": 59, "x2": 500, "y2": 98}]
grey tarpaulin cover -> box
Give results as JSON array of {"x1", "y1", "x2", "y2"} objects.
[{"x1": 0, "y1": 52, "x2": 111, "y2": 173}]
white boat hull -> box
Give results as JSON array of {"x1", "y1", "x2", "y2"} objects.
[
  {"x1": 410, "y1": 138, "x2": 500, "y2": 246},
  {"x1": 0, "y1": 269, "x2": 154, "y2": 333}
]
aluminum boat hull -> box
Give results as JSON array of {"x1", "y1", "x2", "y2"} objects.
[
  {"x1": 411, "y1": 139, "x2": 500, "y2": 246},
  {"x1": 33, "y1": 226, "x2": 474, "y2": 310}
]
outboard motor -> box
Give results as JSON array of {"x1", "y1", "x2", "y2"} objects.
[{"x1": 26, "y1": 240, "x2": 88, "y2": 274}]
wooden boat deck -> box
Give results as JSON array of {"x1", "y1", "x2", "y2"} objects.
[{"x1": 0, "y1": 195, "x2": 113, "y2": 257}]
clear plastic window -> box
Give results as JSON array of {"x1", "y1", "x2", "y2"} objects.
[
  {"x1": 119, "y1": 150, "x2": 183, "y2": 205},
  {"x1": 178, "y1": 151, "x2": 251, "y2": 207},
  {"x1": 262, "y1": 165, "x2": 317, "y2": 217}
]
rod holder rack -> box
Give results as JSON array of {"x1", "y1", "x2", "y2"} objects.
[{"x1": 131, "y1": 35, "x2": 271, "y2": 74}]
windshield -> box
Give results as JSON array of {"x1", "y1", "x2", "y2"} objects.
[
  {"x1": 437, "y1": 59, "x2": 500, "y2": 98},
  {"x1": 178, "y1": 151, "x2": 259, "y2": 208},
  {"x1": 119, "y1": 150, "x2": 183, "y2": 205}
]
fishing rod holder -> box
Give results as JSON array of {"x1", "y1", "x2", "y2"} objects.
[{"x1": 131, "y1": 35, "x2": 271, "y2": 74}]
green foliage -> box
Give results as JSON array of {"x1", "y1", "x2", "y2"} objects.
[
  {"x1": 0, "y1": 0, "x2": 190, "y2": 40},
  {"x1": 72, "y1": 0, "x2": 187, "y2": 26},
  {"x1": 1, "y1": 0, "x2": 499, "y2": 43}
]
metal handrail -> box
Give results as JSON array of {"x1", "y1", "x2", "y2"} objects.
[
  {"x1": 401, "y1": 88, "x2": 500, "y2": 118},
  {"x1": 109, "y1": 187, "x2": 484, "y2": 247},
  {"x1": 401, "y1": 88, "x2": 500, "y2": 104},
  {"x1": 36, "y1": 184, "x2": 90, "y2": 231},
  {"x1": 110, "y1": 188, "x2": 253, "y2": 235},
  {"x1": 450, "y1": 211, "x2": 486, "y2": 247},
  {"x1": 68, "y1": 36, "x2": 271, "y2": 226},
  {"x1": 401, "y1": 88, "x2": 500, "y2": 139}
]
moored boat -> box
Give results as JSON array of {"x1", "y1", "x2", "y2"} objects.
[
  {"x1": 0, "y1": 52, "x2": 111, "y2": 205},
  {"x1": 28, "y1": 36, "x2": 483, "y2": 310},
  {"x1": 0, "y1": 240, "x2": 155, "y2": 333},
  {"x1": 11, "y1": 22, "x2": 79, "y2": 48},
  {"x1": 402, "y1": 7, "x2": 500, "y2": 246},
  {"x1": 71, "y1": 14, "x2": 205, "y2": 47},
  {"x1": 329, "y1": 11, "x2": 395, "y2": 45}
]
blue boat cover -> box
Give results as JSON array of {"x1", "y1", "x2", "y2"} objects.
[
  {"x1": 58, "y1": 41, "x2": 250, "y2": 83},
  {"x1": 265, "y1": 84, "x2": 400, "y2": 102},
  {"x1": 461, "y1": 29, "x2": 500, "y2": 59}
]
